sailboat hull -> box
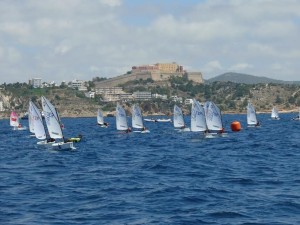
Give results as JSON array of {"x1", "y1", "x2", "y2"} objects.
[
  {"x1": 37, "y1": 140, "x2": 56, "y2": 148},
  {"x1": 52, "y1": 142, "x2": 75, "y2": 150},
  {"x1": 12, "y1": 126, "x2": 27, "y2": 131}
]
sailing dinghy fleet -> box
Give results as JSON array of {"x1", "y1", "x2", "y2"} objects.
[
  {"x1": 9, "y1": 97, "x2": 298, "y2": 150},
  {"x1": 112, "y1": 100, "x2": 225, "y2": 136},
  {"x1": 22, "y1": 97, "x2": 76, "y2": 150}
]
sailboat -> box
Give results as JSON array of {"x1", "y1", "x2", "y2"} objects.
[
  {"x1": 191, "y1": 99, "x2": 208, "y2": 133},
  {"x1": 28, "y1": 104, "x2": 35, "y2": 136},
  {"x1": 97, "y1": 108, "x2": 108, "y2": 127},
  {"x1": 29, "y1": 101, "x2": 55, "y2": 148},
  {"x1": 271, "y1": 107, "x2": 280, "y2": 120},
  {"x1": 132, "y1": 104, "x2": 149, "y2": 133},
  {"x1": 247, "y1": 102, "x2": 260, "y2": 127},
  {"x1": 10, "y1": 111, "x2": 27, "y2": 130},
  {"x1": 116, "y1": 103, "x2": 130, "y2": 132},
  {"x1": 205, "y1": 101, "x2": 225, "y2": 135},
  {"x1": 292, "y1": 107, "x2": 300, "y2": 120},
  {"x1": 41, "y1": 96, "x2": 75, "y2": 150},
  {"x1": 173, "y1": 105, "x2": 190, "y2": 131}
]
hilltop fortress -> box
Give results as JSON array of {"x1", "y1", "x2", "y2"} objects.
[{"x1": 95, "y1": 62, "x2": 204, "y2": 88}]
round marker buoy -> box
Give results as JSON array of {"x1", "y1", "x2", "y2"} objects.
[{"x1": 231, "y1": 121, "x2": 241, "y2": 132}]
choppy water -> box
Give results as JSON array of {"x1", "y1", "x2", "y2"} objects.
[{"x1": 1, "y1": 113, "x2": 300, "y2": 225}]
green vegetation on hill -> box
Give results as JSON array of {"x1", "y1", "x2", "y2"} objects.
[
  {"x1": 207, "y1": 72, "x2": 300, "y2": 84},
  {"x1": 1, "y1": 75, "x2": 300, "y2": 117}
]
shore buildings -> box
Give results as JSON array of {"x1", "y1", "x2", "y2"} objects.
[{"x1": 29, "y1": 78, "x2": 42, "y2": 88}]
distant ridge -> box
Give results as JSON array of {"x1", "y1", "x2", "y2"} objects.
[{"x1": 207, "y1": 72, "x2": 299, "y2": 84}]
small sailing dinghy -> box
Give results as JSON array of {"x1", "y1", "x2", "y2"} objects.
[
  {"x1": 292, "y1": 107, "x2": 300, "y2": 120},
  {"x1": 116, "y1": 103, "x2": 131, "y2": 133},
  {"x1": 271, "y1": 107, "x2": 280, "y2": 120},
  {"x1": 144, "y1": 118, "x2": 157, "y2": 122},
  {"x1": 247, "y1": 102, "x2": 260, "y2": 127},
  {"x1": 173, "y1": 105, "x2": 190, "y2": 132},
  {"x1": 132, "y1": 104, "x2": 150, "y2": 133},
  {"x1": 156, "y1": 118, "x2": 172, "y2": 122},
  {"x1": 205, "y1": 101, "x2": 226, "y2": 137},
  {"x1": 42, "y1": 96, "x2": 75, "y2": 150},
  {"x1": 191, "y1": 99, "x2": 208, "y2": 134},
  {"x1": 28, "y1": 103, "x2": 35, "y2": 136},
  {"x1": 29, "y1": 101, "x2": 55, "y2": 148},
  {"x1": 10, "y1": 111, "x2": 27, "y2": 130},
  {"x1": 97, "y1": 108, "x2": 108, "y2": 127}
]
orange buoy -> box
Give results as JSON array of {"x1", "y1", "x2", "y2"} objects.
[{"x1": 231, "y1": 121, "x2": 241, "y2": 132}]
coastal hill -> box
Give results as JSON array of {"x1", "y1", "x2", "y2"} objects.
[
  {"x1": 207, "y1": 72, "x2": 300, "y2": 84},
  {"x1": 0, "y1": 73, "x2": 300, "y2": 118}
]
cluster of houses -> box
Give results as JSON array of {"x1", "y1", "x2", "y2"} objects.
[{"x1": 28, "y1": 78, "x2": 194, "y2": 105}]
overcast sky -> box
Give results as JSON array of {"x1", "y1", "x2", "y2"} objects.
[{"x1": 0, "y1": 0, "x2": 300, "y2": 84}]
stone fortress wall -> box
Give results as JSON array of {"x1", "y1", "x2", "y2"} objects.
[{"x1": 95, "y1": 62, "x2": 204, "y2": 88}]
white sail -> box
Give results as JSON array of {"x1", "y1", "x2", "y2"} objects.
[
  {"x1": 97, "y1": 109, "x2": 104, "y2": 125},
  {"x1": 29, "y1": 101, "x2": 46, "y2": 140},
  {"x1": 204, "y1": 101, "x2": 210, "y2": 116},
  {"x1": 10, "y1": 111, "x2": 19, "y2": 127},
  {"x1": 271, "y1": 107, "x2": 279, "y2": 119},
  {"x1": 191, "y1": 99, "x2": 207, "y2": 132},
  {"x1": 116, "y1": 103, "x2": 128, "y2": 131},
  {"x1": 173, "y1": 105, "x2": 185, "y2": 128},
  {"x1": 41, "y1": 96, "x2": 63, "y2": 139},
  {"x1": 247, "y1": 103, "x2": 258, "y2": 125},
  {"x1": 205, "y1": 101, "x2": 223, "y2": 131},
  {"x1": 28, "y1": 104, "x2": 35, "y2": 133},
  {"x1": 132, "y1": 104, "x2": 144, "y2": 129}
]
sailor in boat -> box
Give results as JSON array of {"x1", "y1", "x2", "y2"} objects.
[
  {"x1": 66, "y1": 134, "x2": 83, "y2": 143},
  {"x1": 255, "y1": 121, "x2": 261, "y2": 127},
  {"x1": 142, "y1": 127, "x2": 147, "y2": 131},
  {"x1": 218, "y1": 127, "x2": 225, "y2": 134},
  {"x1": 47, "y1": 137, "x2": 55, "y2": 143},
  {"x1": 125, "y1": 127, "x2": 132, "y2": 133},
  {"x1": 292, "y1": 115, "x2": 299, "y2": 120},
  {"x1": 18, "y1": 123, "x2": 22, "y2": 128},
  {"x1": 180, "y1": 125, "x2": 186, "y2": 130},
  {"x1": 103, "y1": 122, "x2": 109, "y2": 127}
]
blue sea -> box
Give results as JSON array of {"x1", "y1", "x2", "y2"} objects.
[{"x1": 1, "y1": 113, "x2": 300, "y2": 225}]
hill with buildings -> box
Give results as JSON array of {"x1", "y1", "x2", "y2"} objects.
[
  {"x1": 1, "y1": 79, "x2": 299, "y2": 118},
  {"x1": 1, "y1": 70, "x2": 300, "y2": 118},
  {"x1": 94, "y1": 62, "x2": 204, "y2": 88}
]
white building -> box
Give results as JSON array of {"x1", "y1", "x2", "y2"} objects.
[
  {"x1": 85, "y1": 91, "x2": 95, "y2": 98},
  {"x1": 71, "y1": 79, "x2": 85, "y2": 89},
  {"x1": 185, "y1": 98, "x2": 193, "y2": 105},
  {"x1": 0, "y1": 101, "x2": 4, "y2": 111},
  {"x1": 133, "y1": 91, "x2": 152, "y2": 100},
  {"x1": 96, "y1": 87, "x2": 124, "y2": 95},
  {"x1": 29, "y1": 78, "x2": 42, "y2": 88},
  {"x1": 102, "y1": 94, "x2": 121, "y2": 102},
  {"x1": 152, "y1": 93, "x2": 168, "y2": 100},
  {"x1": 171, "y1": 95, "x2": 183, "y2": 103}
]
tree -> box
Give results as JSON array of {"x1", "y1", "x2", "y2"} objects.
[{"x1": 275, "y1": 95, "x2": 283, "y2": 104}]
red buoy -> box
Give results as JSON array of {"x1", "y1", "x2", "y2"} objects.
[{"x1": 231, "y1": 121, "x2": 241, "y2": 132}]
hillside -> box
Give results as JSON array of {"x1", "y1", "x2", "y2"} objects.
[
  {"x1": 207, "y1": 72, "x2": 299, "y2": 84},
  {"x1": 1, "y1": 77, "x2": 300, "y2": 118},
  {"x1": 0, "y1": 84, "x2": 100, "y2": 118}
]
